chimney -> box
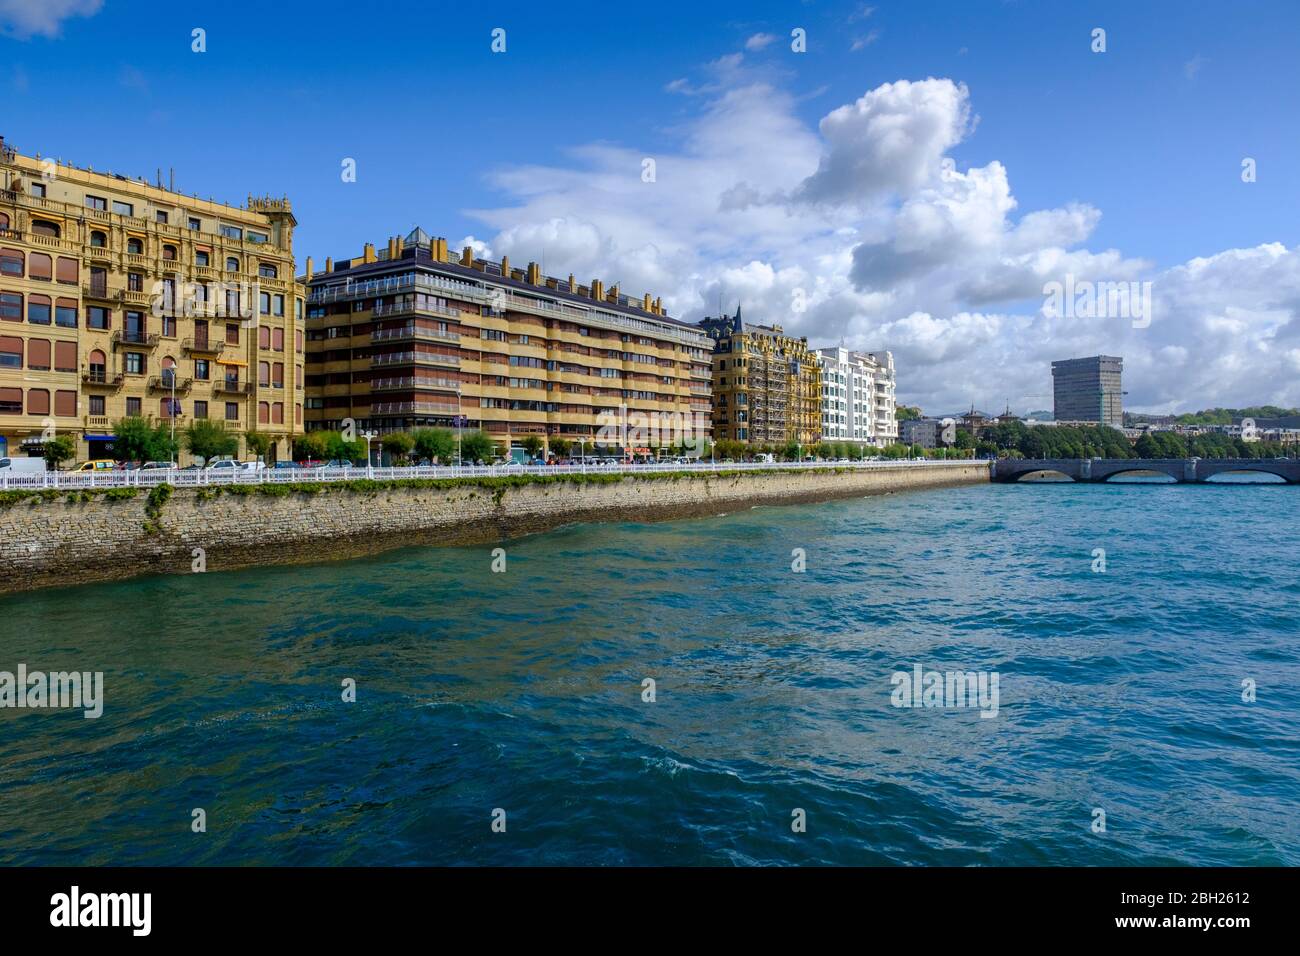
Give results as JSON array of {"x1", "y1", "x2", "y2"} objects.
[
  {"x1": 362, "y1": 243, "x2": 376, "y2": 263},
  {"x1": 462, "y1": 245, "x2": 474, "y2": 266},
  {"x1": 387, "y1": 237, "x2": 398, "y2": 259},
  {"x1": 394, "y1": 234, "x2": 404, "y2": 256},
  {"x1": 591, "y1": 279, "x2": 603, "y2": 301},
  {"x1": 568, "y1": 273, "x2": 576, "y2": 291},
  {"x1": 643, "y1": 293, "x2": 652, "y2": 312},
  {"x1": 434, "y1": 237, "x2": 448, "y2": 261},
  {"x1": 305, "y1": 256, "x2": 313, "y2": 279},
  {"x1": 325, "y1": 257, "x2": 334, "y2": 273},
  {"x1": 527, "y1": 261, "x2": 541, "y2": 285},
  {"x1": 500, "y1": 255, "x2": 509, "y2": 277}
]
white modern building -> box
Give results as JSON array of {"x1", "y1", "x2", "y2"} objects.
[{"x1": 815, "y1": 347, "x2": 898, "y2": 446}]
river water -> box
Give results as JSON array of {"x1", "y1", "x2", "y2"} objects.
[{"x1": 1, "y1": 476, "x2": 1296, "y2": 865}]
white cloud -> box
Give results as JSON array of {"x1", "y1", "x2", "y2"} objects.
[
  {"x1": 744, "y1": 32, "x2": 778, "y2": 52},
  {"x1": 461, "y1": 63, "x2": 1300, "y2": 415},
  {"x1": 851, "y1": 30, "x2": 881, "y2": 52},
  {"x1": 0, "y1": 0, "x2": 102, "y2": 39}
]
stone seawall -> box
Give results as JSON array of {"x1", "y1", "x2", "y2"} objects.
[{"x1": 0, "y1": 463, "x2": 989, "y2": 594}]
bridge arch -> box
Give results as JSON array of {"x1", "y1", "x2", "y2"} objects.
[
  {"x1": 1196, "y1": 459, "x2": 1298, "y2": 483},
  {"x1": 1091, "y1": 459, "x2": 1188, "y2": 482}
]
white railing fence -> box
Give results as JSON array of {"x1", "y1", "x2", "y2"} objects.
[{"x1": 0, "y1": 459, "x2": 988, "y2": 491}]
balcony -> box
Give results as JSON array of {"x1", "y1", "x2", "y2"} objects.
[
  {"x1": 81, "y1": 368, "x2": 123, "y2": 388},
  {"x1": 370, "y1": 350, "x2": 461, "y2": 368},
  {"x1": 111, "y1": 330, "x2": 159, "y2": 349},
  {"x1": 370, "y1": 401, "x2": 461, "y2": 416},
  {"x1": 182, "y1": 337, "x2": 227, "y2": 355},
  {"x1": 83, "y1": 415, "x2": 111, "y2": 430},
  {"x1": 213, "y1": 379, "x2": 254, "y2": 395},
  {"x1": 371, "y1": 323, "x2": 460, "y2": 344},
  {"x1": 372, "y1": 301, "x2": 462, "y2": 321},
  {"x1": 148, "y1": 375, "x2": 193, "y2": 393},
  {"x1": 368, "y1": 376, "x2": 461, "y2": 392},
  {"x1": 82, "y1": 281, "x2": 112, "y2": 300}
]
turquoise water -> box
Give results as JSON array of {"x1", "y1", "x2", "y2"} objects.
[{"x1": 1, "y1": 478, "x2": 1297, "y2": 865}]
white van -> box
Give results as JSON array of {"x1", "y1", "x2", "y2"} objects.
[{"x1": 0, "y1": 457, "x2": 47, "y2": 474}]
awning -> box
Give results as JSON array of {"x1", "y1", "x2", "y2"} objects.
[
  {"x1": 217, "y1": 358, "x2": 248, "y2": 366},
  {"x1": 86, "y1": 434, "x2": 116, "y2": 441}
]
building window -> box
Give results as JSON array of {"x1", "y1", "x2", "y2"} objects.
[
  {"x1": 31, "y1": 219, "x2": 60, "y2": 238},
  {"x1": 125, "y1": 396, "x2": 141, "y2": 416},
  {"x1": 225, "y1": 323, "x2": 239, "y2": 345},
  {"x1": 54, "y1": 340, "x2": 76, "y2": 372},
  {"x1": 248, "y1": 231, "x2": 268, "y2": 244},
  {"x1": 156, "y1": 210, "x2": 169, "y2": 224},
  {"x1": 226, "y1": 256, "x2": 239, "y2": 273},
  {"x1": 0, "y1": 249, "x2": 21, "y2": 278},
  {"x1": 162, "y1": 244, "x2": 177, "y2": 261},
  {"x1": 258, "y1": 401, "x2": 269, "y2": 424},
  {"x1": 30, "y1": 183, "x2": 46, "y2": 198},
  {"x1": 127, "y1": 237, "x2": 144, "y2": 255},
  {"x1": 196, "y1": 250, "x2": 210, "y2": 267},
  {"x1": 0, "y1": 292, "x2": 20, "y2": 322},
  {"x1": 89, "y1": 394, "x2": 105, "y2": 415},
  {"x1": 128, "y1": 272, "x2": 144, "y2": 292},
  {"x1": 225, "y1": 290, "x2": 240, "y2": 316},
  {"x1": 272, "y1": 294, "x2": 284, "y2": 317},
  {"x1": 0, "y1": 386, "x2": 21, "y2": 413},
  {"x1": 55, "y1": 298, "x2": 77, "y2": 327},
  {"x1": 225, "y1": 402, "x2": 238, "y2": 421},
  {"x1": 112, "y1": 200, "x2": 134, "y2": 217},
  {"x1": 26, "y1": 388, "x2": 49, "y2": 415},
  {"x1": 188, "y1": 217, "x2": 201, "y2": 231},
  {"x1": 195, "y1": 359, "x2": 209, "y2": 380},
  {"x1": 162, "y1": 315, "x2": 177, "y2": 337},
  {"x1": 258, "y1": 361, "x2": 270, "y2": 386},
  {"x1": 272, "y1": 327, "x2": 284, "y2": 352},
  {"x1": 220, "y1": 226, "x2": 243, "y2": 241},
  {"x1": 28, "y1": 253, "x2": 52, "y2": 281},
  {"x1": 194, "y1": 400, "x2": 208, "y2": 419},
  {"x1": 27, "y1": 295, "x2": 51, "y2": 325},
  {"x1": 125, "y1": 352, "x2": 145, "y2": 375},
  {"x1": 56, "y1": 257, "x2": 78, "y2": 285},
  {"x1": 90, "y1": 231, "x2": 107, "y2": 248},
  {"x1": 85, "y1": 195, "x2": 107, "y2": 211},
  {"x1": 259, "y1": 291, "x2": 271, "y2": 315},
  {"x1": 272, "y1": 362, "x2": 283, "y2": 388},
  {"x1": 272, "y1": 402, "x2": 283, "y2": 424},
  {"x1": 258, "y1": 263, "x2": 277, "y2": 278},
  {"x1": 88, "y1": 306, "x2": 110, "y2": 330},
  {"x1": 0, "y1": 335, "x2": 21, "y2": 368}
]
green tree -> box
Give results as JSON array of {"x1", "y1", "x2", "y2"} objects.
[
  {"x1": 411, "y1": 427, "x2": 455, "y2": 463},
  {"x1": 185, "y1": 420, "x2": 238, "y2": 462},
  {"x1": 323, "y1": 432, "x2": 365, "y2": 464},
  {"x1": 245, "y1": 431, "x2": 272, "y2": 460},
  {"x1": 382, "y1": 432, "x2": 414, "y2": 464},
  {"x1": 521, "y1": 435, "x2": 544, "y2": 459},
  {"x1": 549, "y1": 437, "x2": 571, "y2": 458},
  {"x1": 459, "y1": 430, "x2": 495, "y2": 463},
  {"x1": 43, "y1": 434, "x2": 76, "y2": 470},
  {"x1": 896, "y1": 405, "x2": 922, "y2": 421},
  {"x1": 111, "y1": 417, "x2": 155, "y2": 462},
  {"x1": 147, "y1": 425, "x2": 180, "y2": 464},
  {"x1": 294, "y1": 431, "x2": 328, "y2": 462}
]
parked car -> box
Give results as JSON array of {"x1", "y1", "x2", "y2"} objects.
[
  {"x1": 75, "y1": 459, "x2": 117, "y2": 472},
  {"x1": 238, "y1": 460, "x2": 265, "y2": 473},
  {"x1": 205, "y1": 459, "x2": 240, "y2": 472},
  {"x1": 273, "y1": 461, "x2": 300, "y2": 470},
  {"x1": 0, "y1": 457, "x2": 47, "y2": 474},
  {"x1": 140, "y1": 461, "x2": 175, "y2": 470}
]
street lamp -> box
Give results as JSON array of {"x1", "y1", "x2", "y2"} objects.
[
  {"x1": 456, "y1": 383, "x2": 462, "y2": 469},
  {"x1": 361, "y1": 429, "x2": 377, "y2": 478},
  {"x1": 164, "y1": 364, "x2": 177, "y2": 467}
]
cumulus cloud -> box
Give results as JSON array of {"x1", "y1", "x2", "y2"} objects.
[
  {"x1": 745, "y1": 33, "x2": 778, "y2": 52},
  {"x1": 0, "y1": 0, "x2": 102, "y2": 39},
  {"x1": 461, "y1": 63, "x2": 1300, "y2": 414}
]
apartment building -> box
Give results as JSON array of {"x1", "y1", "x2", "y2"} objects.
[
  {"x1": 0, "y1": 136, "x2": 304, "y2": 463},
  {"x1": 698, "y1": 309, "x2": 822, "y2": 446},
  {"x1": 302, "y1": 229, "x2": 713, "y2": 456},
  {"x1": 1052, "y1": 355, "x2": 1123, "y2": 427},
  {"x1": 815, "y1": 346, "x2": 898, "y2": 446}
]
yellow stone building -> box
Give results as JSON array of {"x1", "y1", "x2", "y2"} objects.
[
  {"x1": 0, "y1": 136, "x2": 304, "y2": 465},
  {"x1": 302, "y1": 229, "x2": 713, "y2": 457},
  {"x1": 699, "y1": 309, "x2": 822, "y2": 446}
]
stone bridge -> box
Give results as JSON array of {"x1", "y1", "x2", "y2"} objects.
[{"x1": 991, "y1": 458, "x2": 1300, "y2": 483}]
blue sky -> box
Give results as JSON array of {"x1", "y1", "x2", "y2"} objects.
[{"x1": 5, "y1": 0, "x2": 1300, "y2": 412}]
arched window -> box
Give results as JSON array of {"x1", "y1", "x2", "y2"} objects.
[
  {"x1": 258, "y1": 263, "x2": 277, "y2": 279},
  {"x1": 89, "y1": 349, "x2": 107, "y2": 375},
  {"x1": 226, "y1": 257, "x2": 240, "y2": 273},
  {"x1": 30, "y1": 219, "x2": 60, "y2": 238},
  {"x1": 0, "y1": 212, "x2": 9, "y2": 232},
  {"x1": 127, "y1": 237, "x2": 144, "y2": 254},
  {"x1": 90, "y1": 230, "x2": 107, "y2": 248},
  {"x1": 29, "y1": 253, "x2": 52, "y2": 281},
  {"x1": 162, "y1": 244, "x2": 177, "y2": 261}
]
